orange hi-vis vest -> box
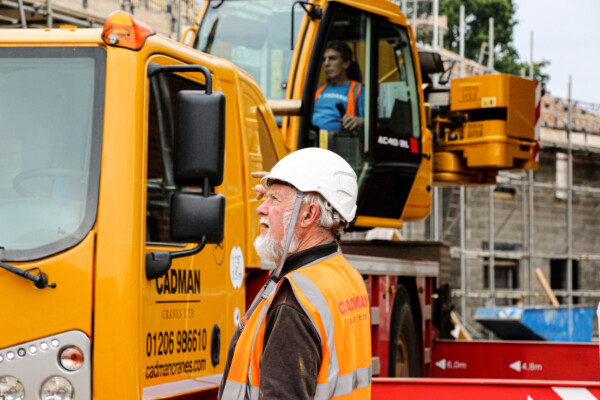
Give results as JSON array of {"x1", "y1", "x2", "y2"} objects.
[
  {"x1": 314, "y1": 81, "x2": 362, "y2": 116},
  {"x1": 221, "y1": 253, "x2": 372, "y2": 400}
]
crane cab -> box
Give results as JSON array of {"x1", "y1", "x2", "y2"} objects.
[{"x1": 192, "y1": 0, "x2": 433, "y2": 228}]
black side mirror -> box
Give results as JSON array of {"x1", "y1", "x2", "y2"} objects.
[
  {"x1": 145, "y1": 64, "x2": 226, "y2": 280},
  {"x1": 418, "y1": 50, "x2": 444, "y2": 83},
  {"x1": 174, "y1": 90, "x2": 225, "y2": 187},
  {"x1": 170, "y1": 192, "x2": 225, "y2": 244}
]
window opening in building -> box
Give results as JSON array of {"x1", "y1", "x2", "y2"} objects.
[{"x1": 550, "y1": 258, "x2": 580, "y2": 304}]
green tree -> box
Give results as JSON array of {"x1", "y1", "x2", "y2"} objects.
[{"x1": 440, "y1": 0, "x2": 549, "y2": 84}]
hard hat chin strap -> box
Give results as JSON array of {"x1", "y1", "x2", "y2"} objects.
[
  {"x1": 272, "y1": 191, "x2": 304, "y2": 279},
  {"x1": 262, "y1": 192, "x2": 304, "y2": 300}
]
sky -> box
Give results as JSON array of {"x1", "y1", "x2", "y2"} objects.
[{"x1": 512, "y1": 0, "x2": 600, "y2": 104}]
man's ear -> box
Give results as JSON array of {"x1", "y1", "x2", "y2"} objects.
[{"x1": 299, "y1": 202, "x2": 320, "y2": 228}]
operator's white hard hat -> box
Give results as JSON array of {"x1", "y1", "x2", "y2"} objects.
[{"x1": 261, "y1": 147, "x2": 358, "y2": 223}]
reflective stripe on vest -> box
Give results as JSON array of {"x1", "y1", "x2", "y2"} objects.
[
  {"x1": 222, "y1": 292, "x2": 274, "y2": 400},
  {"x1": 314, "y1": 365, "x2": 372, "y2": 399},
  {"x1": 222, "y1": 253, "x2": 371, "y2": 400},
  {"x1": 346, "y1": 81, "x2": 361, "y2": 116},
  {"x1": 286, "y1": 271, "x2": 371, "y2": 398},
  {"x1": 314, "y1": 81, "x2": 362, "y2": 116}
]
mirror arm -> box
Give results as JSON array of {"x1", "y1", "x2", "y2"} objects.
[
  {"x1": 145, "y1": 237, "x2": 207, "y2": 280},
  {"x1": 203, "y1": 176, "x2": 210, "y2": 198},
  {"x1": 148, "y1": 63, "x2": 213, "y2": 94},
  {"x1": 170, "y1": 236, "x2": 207, "y2": 260},
  {"x1": 145, "y1": 251, "x2": 171, "y2": 280},
  {"x1": 291, "y1": 1, "x2": 322, "y2": 51}
]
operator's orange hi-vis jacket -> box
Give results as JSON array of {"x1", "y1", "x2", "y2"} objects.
[
  {"x1": 222, "y1": 253, "x2": 372, "y2": 399},
  {"x1": 314, "y1": 80, "x2": 363, "y2": 116}
]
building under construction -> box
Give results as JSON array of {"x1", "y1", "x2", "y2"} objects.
[
  {"x1": 397, "y1": 1, "x2": 600, "y2": 337},
  {"x1": 426, "y1": 93, "x2": 600, "y2": 337}
]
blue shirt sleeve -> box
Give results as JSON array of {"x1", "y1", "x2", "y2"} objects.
[{"x1": 312, "y1": 83, "x2": 364, "y2": 132}]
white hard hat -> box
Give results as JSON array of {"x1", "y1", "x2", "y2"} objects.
[{"x1": 261, "y1": 148, "x2": 358, "y2": 223}]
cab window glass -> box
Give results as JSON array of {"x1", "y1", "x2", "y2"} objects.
[
  {"x1": 0, "y1": 47, "x2": 104, "y2": 261},
  {"x1": 196, "y1": 0, "x2": 304, "y2": 100},
  {"x1": 359, "y1": 20, "x2": 422, "y2": 219},
  {"x1": 146, "y1": 72, "x2": 204, "y2": 244},
  {"x1": 310, "y1": 6, "x2": 367, "y2": 177},
  {"x1": 376, "y1": 20, "x2": 421, "y2": 156},
  {"x1": 306, "y1": 5, "x2": 423, "y2": 220}
]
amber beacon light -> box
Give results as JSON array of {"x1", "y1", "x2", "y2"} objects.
[{"x1": 101, "y1": 10, "x2": 155, "y2": 50}]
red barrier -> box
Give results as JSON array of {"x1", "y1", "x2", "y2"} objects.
[
  {"x1": 431, "y1": 340, "x2": 600, "y2": 381},
  {"x1": 372, "y1": 378, "x2": 600, "y2": 399}
]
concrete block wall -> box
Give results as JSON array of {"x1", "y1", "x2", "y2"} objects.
[
  {"x1": 405, "y1": 147, "x2": 600, "y2": 331},
  {"x1": 448, "y1": 150, "x2": 600, "y2": 329}
]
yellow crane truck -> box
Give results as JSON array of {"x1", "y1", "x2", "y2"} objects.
[{"x1": 0, "y1": 1, "x2": 539, "y2": 399}]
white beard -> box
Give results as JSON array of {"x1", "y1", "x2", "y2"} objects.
[
  {"x1": 254, "y1": 232, "x2": 282, "y2": 263},
  {"x1": 254, "y1": 214, "x2": 300, "y2": 263}
]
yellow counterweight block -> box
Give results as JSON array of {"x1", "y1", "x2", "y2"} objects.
[{"x1": 433, "y1": 74, "x2": 539, "y2": 185}]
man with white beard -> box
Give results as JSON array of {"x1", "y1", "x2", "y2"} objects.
[{"x1": 219, "y1": 148, "x2": 372, "y2": 400}]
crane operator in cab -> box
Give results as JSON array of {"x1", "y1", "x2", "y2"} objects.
[{"x1": 312, "y1": 42, "x2": 365, "y2": 133}]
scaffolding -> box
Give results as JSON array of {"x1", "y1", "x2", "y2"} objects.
[
  {"x1": 411, "y1": 110, "x2": 600, "y2": 333},
  {"x1": 0, "y1": 0, "x2": 199, "y2": 37},
  {"x1": 447, "y1": 134, "x2": 600, "y2": 321},
  {"x1": 449, "y1": 22, "x2": 600, "y2": 325},
  {"x1": 404, "y1": 2, "x2": 600, "y2": 333}
]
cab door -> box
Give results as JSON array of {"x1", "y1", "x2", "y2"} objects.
[
  {"x1": 299, "y1": 3, "x2": 430, "y2": 227},
  {"x1": 141, "y1": 55, "x2": 237, "y2": 396}
]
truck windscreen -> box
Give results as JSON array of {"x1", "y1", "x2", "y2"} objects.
[
  {"x1": 0, "y1": 47, "x2": 105, "y2": 262},
  {"x1": 196, "y1": 0, "x2": 304, "y2": 100}
]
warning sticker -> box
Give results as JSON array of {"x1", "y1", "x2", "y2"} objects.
[
  {"x1": 230, "y1": 246, "x2": 244, "y2": 290},
  {"x1": 481, "y1": 96, "x2": 497, "y2": 108}
]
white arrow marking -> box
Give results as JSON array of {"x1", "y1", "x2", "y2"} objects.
[
  {"x1": 552, "y1": 387, "x2": 598, "y2": 400},
  {"x1": 435, "y1": 359, "x2": 446, "y2": 370},
  {"x1": 527, "y1": 396, "x2": 534, "y2": 400},
  {"x1": 509, "y1": 360, "x2": 521, "y2": 372}
]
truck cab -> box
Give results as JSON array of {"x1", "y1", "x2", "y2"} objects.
[{"x1": 0, "y1": 12, "x2": 286, "y2": 399}]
